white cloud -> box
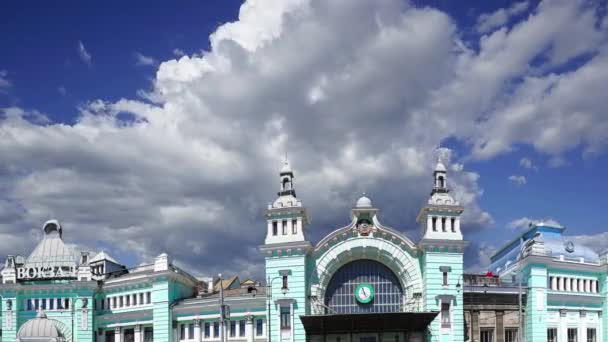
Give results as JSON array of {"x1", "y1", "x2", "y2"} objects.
[
  {"x1": 508, "y1": 175, "x2": 527, "y2": 185},
  {"x1": 58, "y1": 86, "x2": 67, "y2": 96},
  {"x1": 77, "y1": 41, "x2": 92, "y2": 66},
  {"x1": 477, "y1": 1, "x2": 529, "y2": 34},
  {"x1": 134, "y1": 52, "x2": 157, "y2": 66},
  {"x1": 569, "y1": 232, "x2": 608, "y2": 255},
  {"x1": 173, "y1": 49, "x2": 185, "y2": 57},
  {"x1": 0, "y1": 70, "x2": 12, "y2": 92},
  {"x1": 519, "y1": 157, "x2": 537, "y2": 170},
  {"x1": 0, "y1": 0, "x2": 606, "y2": 277},
  {"x1": 507, "y1": 217, "x2": 562, "y2": 230}
]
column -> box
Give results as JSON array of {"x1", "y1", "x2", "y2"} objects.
[
  {"x1": 471, "y1": 311, "x2": 480, "y2": 342},
  {"x1": 551, "y1": 277, "x2": 557, "y2": 290},
  {"x1": 427, "y1": 216, "x2": 433, "y2": 231},
  {"x1": 194, "y1": 319, "x2": 202, "y2": 342},
  {"x1": 559, "y1": 277, "x2": 564, "y2": 291},
  {"x1": 277, "y1": 304, "x2": 281, "y2": 342},
  {"x1": 297, "y1": 217, "x2": 303, "y2": 236},
  {"x1": 267, "y1": 221, "x2": 273, "y2": 237},
  {"x1": 115, "y1": 327, "x2": 122, "y2": 342},
  {"x1": 246, "y1": 315, "x2": 254, "y2": 342},
  {"x1": 496, "y1": 311, "x2": 504, "y2": 342},
  {"x1": 566, "y1": 278, "x2": 571, "y2": 291},
  {"x1": 290, "y1": 302, "x2": 295, "y2": 342},
  {"x1": 573, "y1": 278, "x2": 578, "y2": 292},
  {"x1": 286, "y1": 220, "x2": 293, "y2": 236},
  {"x1": 586, "y1": 279, "x2": 591, "y2": 293},
  {"x1": 581, "y1": 312, "x2": 588, "y2": 342},
  {"x1": 560, "y1": 311, "x2": 567, "y2": 342},
  {"x1": 134, "y1": 325, "x2": 142, "y2": 342},
  {"x1": 445, "y1": 217, "x2": 452, "y2": 233}
]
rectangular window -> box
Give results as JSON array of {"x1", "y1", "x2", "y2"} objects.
[
  {"x1": 146, "y1": 292, "x2": 151, "y2": 304},
  {"x1": 239, "y1": 320, "x2": 245, "y2": 337},
  {"x1": 100, "y1": 299, "x2": 104, "y2": 310},
  {"x1": 441, "y1": 302, "x2": 450, "y2": 327},
  {"x1": 205, "y1": 322, "x2": 210, "y2": 339},
  {"x1": 27, "y1": 299, "x2": 33, "y2": 311},
  {"x1": 480, "y1": 328, "x2": 494, "y2": 342},
  {"x1": 57, "y1": 298, "x2": 64, "y2": 310},
  {"x1": 568, "y1": 328, "x2": 578, "y2": 342},
  {"x1": 442, "y1": 272, "x2": 448, "y2": 286},
  {"x1": 280, "y1": 306, "x2": 291, "y2": 329},
  {"x1": 34, "y1": 299, "x2": 40, "y2": 310},
  {"x1": 189, "y1": 324, "x2": 194, "y2": 340},
  {"x1": 119, "y1": 296, "x2": 124, "y2": 308},
  {"x1": 230, "y1": 320, "x2": 236, "y2": 337},
  {"x1": 432, "y1": 217, "x2": 437, "y2": 231},
  {"x1": 256, "y1": 319, "x2": 263, "y2": 336},
  {"x1": 41, "y1": 298, "x2": 46, "y2": 310},
  {"x1": 213, "y1": 322, "x2": 219, "y2": 338},
  {"x1": 282, "y1": 220, "x2": 287, "y2": 235},
  {"x1": 441, "y1": 217, "x2": 446, "y2": 232},
  {"x1": 587, "y1": 328, "x2": 596, "y2": 342},
  {"x1": 65, "y1": 298, "x2": 70, "y2": 309},
  {"x1": 144, "y1": 327, "x2": 154, "y2": 342},
  {"x1": 272, "y1": 221, "x2": 278, "y2": 236},
  {"x1": 49, "y1": 298, "x2": 54, "y2": 310},
  {"x1": 505, "y1": 328, "x2": 518, "y2": 342},
  {"x1": 292, "y1": 220, "x2": 297, "y2": 234},
  {"x1": 451, "y1": 218, "x2": 456, "y2": 232},
  {"x1": 126, "y1": 295, "x2": 130, "y2": 306},
  {"x1": 180, "y1": 324, "x2": 187, "y2": 340},
  {"x1": 547, "y1": 328, "x2": 557, "y2": 342},
  {"x1": 133, "y1": 294, "x2": 137, "y2": 306},
  {"x1": 139, "y1": 293, "x2": 144, "y2": 305}
]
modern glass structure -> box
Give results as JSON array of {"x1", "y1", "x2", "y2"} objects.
[{"x1": 0, "y1": 158, "x2": 468, "y2": 342}]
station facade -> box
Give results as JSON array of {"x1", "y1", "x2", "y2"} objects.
[{"x1": 1, "y1": 158, "x2": 599, "y2": 342}]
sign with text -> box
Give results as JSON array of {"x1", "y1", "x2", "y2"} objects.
[{"x1": 17, "y1": 265, "x2": 77, "y2": 280}]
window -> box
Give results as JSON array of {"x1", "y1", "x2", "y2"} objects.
[
  {"x1": 272, "y1": 221, "x2": 278, "y2": 236},
  {"x1": 441, "y1": 217, "x2": 446, "y2": 232},
  {"x1": 64, "y1": 298, "x2": 70, "y2": 309},
  {"x1": 188, "y1": 324, "x2": 194, "y2": 340},
  {"x1": 126, "y1": 295, "x2": 130, "y2": 306},
  {"x1": 146, "y1": 292, "x2": 151, "y2": 304},
  {"x1": 230, "y1": 320, "x2": 236, "y2": 337},
  {"x1": 239, "y1": 320, "x2": 245, "y2": 337},
  {"x1": 442, "y1": 272, "x2": 448, "y2": 286},
  {"x1": 587, "y1": 328, "x2": 596, "y2": 342},
  {"x1": 441, "y1": 302, "x2": 450, "y2": 327},
  {"x1": 133, "y1": 294, "x2": 137, "y2": 306},
  {"x1": 144, "y1": 327, "x2": 153, "y2": 342},
  {"x1": 451, "y1": 218, "x2": 456, "y2": 232},
  {"x1": 256, "y1": 319, "x2": 263, "y2": 336},
  {"x1": 34, "y1": 299, "x2": 39, "y2": 310},
  {"x1": 57, "y1": 298, "x2": 64, "y2": 310},
  {"x1": 213, "y1": 322, "x2": 219, "y2": 338},
  {"x1": 180, "y1": 324, "x2": 187, "y2": 340},
  {"x1": 27, "y1": 299, "x2": 32, "y2": 311},
  {"x1": 205, "y1": 322, "x2": 210, "y2": 338},
  {"x1": 547, "y1": 328, "x2": 557, "y2": 342},
  {"x1": 282, "y1": 220, "x2": 287, "y2": 235},
  {"x1": 292, "y1": 220, "x2": 297, "y2": 234},
  {"x1": 280, "y1": 306, "x2": 291, "y2": 329},
  {"x1": 568, "y1": 328, "x2": 578, "y2": 342},
  {"x1": 505, "y1": 328, "x2": 518, "y2": 342},
  {"x1": 41, "y1": 299, "x2": 46, "y2": 310},
  {"x1": 432, "y1": 217, "x2": 437, "y2": 231},
  {"x1": 119, "y1": 296, "x2": 124, "y2": 308},
  {"x1": 49, "y1": 298, "x2": 54, "y2": 310},
  {"x1": 480, "y1": 328, "x2": 494, "y2": 342},
  {"x1": 140, "y1": 293, "x2": 144, "y2": 305}
]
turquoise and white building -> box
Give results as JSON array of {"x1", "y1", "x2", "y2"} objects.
[
  {"x1": 0, "y1": 159, "x2": 470, "y2": 342},
  {"x1": 490, "y1": 222, "x2": 608, "y2": 342}
]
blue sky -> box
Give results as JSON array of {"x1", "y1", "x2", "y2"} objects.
[{"x1": 1, "y1": 0, "x2": 607, "y2": 277}]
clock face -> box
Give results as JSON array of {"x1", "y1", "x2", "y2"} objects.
[{"x1": 355, "y1": 283, "x2": 374, "y2": 304}]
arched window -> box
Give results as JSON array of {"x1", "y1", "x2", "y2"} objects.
[
  {"x1": 325, "y1": 259, "x2": 403, "y2": 314},
  {"x1": 438, "y1": 176, "x2": 445, "y2": 188},
  {"x1": 282, "y1": 177, "x2": 291, "y2": 190}
]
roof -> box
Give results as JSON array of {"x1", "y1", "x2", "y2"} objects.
[
  {"x1": 90, "y1": 250, "x2": 119, "y2": 264},
  {"x1": 18, "y1": 311, "x2": 64, "y2": 339},
  {"x1": 214, "y1": 275, "x2": 239, "y2": 291},
  {"x1": 24, "y1": 229, "x2": 75, "y2": 269}
]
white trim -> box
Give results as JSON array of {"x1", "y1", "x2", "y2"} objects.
[
  {"x1": 106, "y1": 320, "x2": 153, "y2": 328},
  {"x1": 176, "y1": 311, "x2": 266, "y2": 321}
]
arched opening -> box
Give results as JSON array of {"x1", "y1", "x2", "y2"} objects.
[
  {"x1": 282, "y1": 177, "x2": 291, "y2": 190},
  {"x1": 324, "y1": 259, "x2": 404, "y2": 314},
  {"x1": 437, "y1": 176, "x2": 445, "y2": 188}
]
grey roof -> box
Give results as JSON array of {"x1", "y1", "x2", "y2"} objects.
[
  {"x1": 90, "y1": 250, "x2": 119, "y2": 264},
  {"x1": 18, "y1": 311, "x2": 63, "y2": 339},
  {"x1": 25, "y1": 230, "x2": 76, "y2": 269}
]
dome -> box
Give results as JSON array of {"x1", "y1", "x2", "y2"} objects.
[
  {"x1": 355, "y1": 195, "x2": 372, "y2": 208},
  {"x1": 18, "y1": 311, "x2": 64, "y2": 340},
  {"x1": 435, "y1": 161, "x2": 447, "y2": 172}
]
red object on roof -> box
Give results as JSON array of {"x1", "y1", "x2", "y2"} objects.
[{"x1": 485, "y1": 271, "x2": 494, "y2": 277}]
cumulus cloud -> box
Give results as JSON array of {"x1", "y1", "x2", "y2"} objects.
[
  {"x1": 0, "y1": 0, "x2": 606, "y2": 278},
  {"x1": 508, "y1": 175, "x2": 527, "y2": 185},
  {"x1": 77, "y1": 40, "x2": 92, "y2": 66},
  {"x1": 569, "y1": 232, "x2": 608, "y2": 255},
  {"x1": 507, "y1": 217, "x2": 562, "y2": 230},
  {"x1": 519, "y1": 157, "x2": 537, "y2": 170},
  {"x1": 134, "y1": 52, "x2": 157, "y2": 66},
  {"x1": 0, "y1": 70, "x2": 12, "y2": 92},
  {"x1": 173, "y1": 49, "x2": 185, "y2": 57},
  {"x1": 477, "y1": 1, "x2": 529, "y2": 34}
]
